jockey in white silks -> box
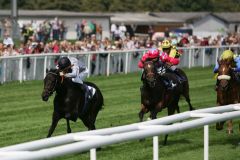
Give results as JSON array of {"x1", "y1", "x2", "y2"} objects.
[
  {"x1": 57, "y1": 56, "x2": 96, "y2": 115},
  {"x1": 62, "y1": 57, "x2": 88, "y2": 84}
]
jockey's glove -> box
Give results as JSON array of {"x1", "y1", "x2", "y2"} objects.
[{"x1": 60, "y1": 72, "x2": 65, "y2": 76}]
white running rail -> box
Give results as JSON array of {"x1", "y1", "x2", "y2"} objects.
[
  {"x1": 0, "y1": 104, "x2": 240, "y2": 160},
  {"x1": 0, "y1": 45, "x2": 239, "y2": 83}
]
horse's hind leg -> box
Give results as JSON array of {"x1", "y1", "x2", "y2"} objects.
[
  {"x1": 47, "y1": 112, "x2": 61, "y2": 138},
  {"x1": 186, "y1": 97, "x2": 194, "y2": 111},
  {"x1": 183, "y1": 90, "x2": 194, "y2": 110},
  {"x1": 66, "y1": 119, "x2": 71, "y2": 133},
  {"x1": 87, "y1": 103, "x2": 102, "y2": 130},
  {"x1": 163, "y1": 103, "x2": 177, "y2": 145},
  {"x1": 174, "y1": 96, "x2": 180, "y2": 114},
  {"x1": 182, "y1": 82, "x2": 194, "y2": 111}
]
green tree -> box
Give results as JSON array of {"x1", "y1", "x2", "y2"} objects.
[
  {"x1": 211, "y1": 0, "x2": 238, "y2": 12},
  {"x1": 0, "y1": 0, "x2": 240, "y2": 12}
]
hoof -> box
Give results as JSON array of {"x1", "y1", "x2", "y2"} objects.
[
  {"x1": 139, "y1": 138, "x2": 145, "y2": 142},
  {"x1": 163, "y1": 141, "x2": 167, "y2": 146}
]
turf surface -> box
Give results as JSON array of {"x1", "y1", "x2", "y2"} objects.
[{"x1": 0, "y1": 66, "x2": 239, "y2": 160}]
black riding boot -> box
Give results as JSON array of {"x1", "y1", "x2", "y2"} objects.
[{"x1": 80, "y1": 83, "x2": 92, "y2": 116}]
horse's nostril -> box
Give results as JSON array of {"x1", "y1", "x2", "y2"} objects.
[
  {"x1": 42, "y1": 96, "x2": 49, "y2": 101},
  {"x1": 42, "y1": 92, "x2": 49, "y2": 101}
]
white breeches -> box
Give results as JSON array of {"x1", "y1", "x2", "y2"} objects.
[{"x1": 71, "y1": 68, "x2": 89, "y2": 84}]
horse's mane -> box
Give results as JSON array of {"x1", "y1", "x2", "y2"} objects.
[
  {"x1": 46, "y1": 68, "x2": 74, "y2": 85},
  {"x1": 47, "y1": 68, "x2": 59, "y2": 73}
]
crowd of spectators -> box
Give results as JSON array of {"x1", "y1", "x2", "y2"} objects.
[
  {"x1": 20, "y1": 17, "x2": 66, "y2": 45},
  {"x1": 1, "y1": 20, "x2": 240, "y2": 57}
]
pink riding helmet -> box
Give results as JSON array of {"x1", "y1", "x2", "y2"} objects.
[{"x1": 147, "y1": 49, "x2": 160, "y2": 59}]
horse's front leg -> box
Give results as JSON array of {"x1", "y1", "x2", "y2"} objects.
[
  {"x1": 47, "y1": 111, "x2": 61, "y2": 138},
  {"x1": 139, "y1": 104, "x2": 148, "y2": 122},
  {"x1": 227, "y1": 120, "x2": 233, "y2": 134},
  {"x1": 156, "y1": 100, "x2": 164, "y2": 113},
  {"x1": 150, "y1": 109, "x2": 158, "y2": 119},
  {"x1": 215, "y1": 102, "x2": 225, "y2": 131},
  {"x1": 163, "y1": 102, "x2": 177, "y2": 145},
  {"x1": 66, "y1": 119, "x2": 71, "y2": 133}
]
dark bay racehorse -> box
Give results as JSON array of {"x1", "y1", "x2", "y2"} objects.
[
  {"x1": 216, "y1": 59, "x2": 240, "y2": 134},
  {"x1": 139, "y1": 61, "x2": 194, "y2": 144},
  {"x1": 41, "y1": 69, "x2": 104, "y2": 137},
  {"x1": 139, "y1": 61, "x2": 193, "y2": 120}
]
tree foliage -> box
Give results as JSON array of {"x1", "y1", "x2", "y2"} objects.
[{"x1": 0, "y1": 0, "x2": 240, "y2": 12}]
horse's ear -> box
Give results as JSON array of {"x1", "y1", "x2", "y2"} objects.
[{"x1": 46, "y1": 68, "x2": 49, "y2": 73}]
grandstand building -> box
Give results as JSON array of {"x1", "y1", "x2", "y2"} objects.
[{"x1": 0, "y1": 10, "x2": 240, "y2": 39}]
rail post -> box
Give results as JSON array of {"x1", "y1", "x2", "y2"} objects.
[
  {"x1": 87, "y1": 54, "x2": 91, "y2": 77},
  {"x1": 19, "y1": 57, "x2": 23, "y2": 83},
  {"x1": 90, "y1": 148, "x2": 96, "y2": 160},
  {"x1": 188, "y1": 49, "x2": 192, "y2": 69},
  {"x1": 153, "y1": 136, "x2": 159, "y2": 160},
  {"x1": 43, "y1": 56, "x2": 47, "y2": 78},
  {"x1": 107, "y1": 53, "x2": 111, "y2": 76},
  {"x1": 216, "y1": 48, "x2": 219, "y2": 63},
  {"x1": 202, "y1": 48, "x2": 205, "y2": 67},
  {"x1": 204, "y1": 125, "x2": 209, "y2": 160},
  {"x1": 33, "y1": 57, "x2": 37, "y2": 79}
]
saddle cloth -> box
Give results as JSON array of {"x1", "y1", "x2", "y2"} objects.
[{"x1": 87, "y1": 86, "x2": 96, "y2": 97}]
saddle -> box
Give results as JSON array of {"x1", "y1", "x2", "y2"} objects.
[
  {"x1": 157, "y1": 63, "x2": 186, "y2": 84},
  {"x1": 87, "y1": 85, "x2": 96, "y2": 98}
]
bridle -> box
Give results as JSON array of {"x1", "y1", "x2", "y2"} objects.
[
  {"x1": 44, "y1": 72, "x2": 58, "y2": 95},
  {"x1": 143, "y1": 61, "x2": 157, "y2": 87},
  {"x1": 217, "y1": 64, "x2": 232, "y2": 91}
]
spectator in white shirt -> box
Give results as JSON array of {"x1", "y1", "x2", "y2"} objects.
[
  {"x1": 3, "y1": 32, "x2": 14, "y2": 48},
  {"x1": 119, "y1": 23, "x2": 127, "y2": 40}
]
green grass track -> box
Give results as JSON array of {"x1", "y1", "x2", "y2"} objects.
[{"x1": 0, "y1": 66, "x2": 240, "y2": 160}]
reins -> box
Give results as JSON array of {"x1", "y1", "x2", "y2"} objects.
[{"x1": 59, "y1": 64, "x2": 74, "y2": 83}]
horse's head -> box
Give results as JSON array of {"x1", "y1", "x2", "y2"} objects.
[
  {"x1": 217, "y1": 59, "x2": 233, "y2": 91},
  {"x1": 143, "y1": 61, "x2": 158, "y2": 87},
  {"x1": 41, "y1": 69, "x2": 60, "y2": 101}
]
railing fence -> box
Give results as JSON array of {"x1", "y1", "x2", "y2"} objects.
[
  {"x1": 0, "y1": 45, "x2": 239, "y2": 83},
  {"x1": 0, "y1": 104, "x2": 239, "y2": 160}
]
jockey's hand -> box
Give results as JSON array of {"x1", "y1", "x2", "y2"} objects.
[{"x1": 60, "y1": 71, "x2": 65, "y2": 76}]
